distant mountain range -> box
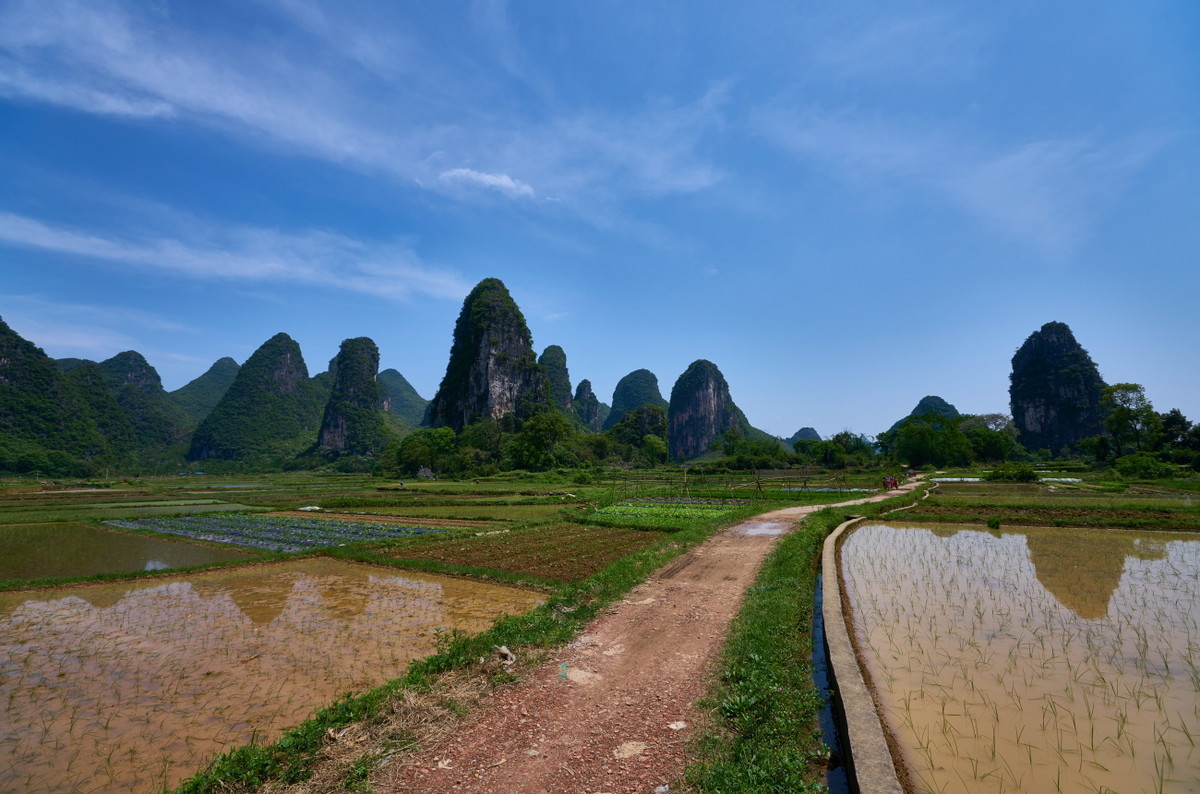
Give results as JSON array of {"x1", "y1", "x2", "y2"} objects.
[{"x1": 0, "y1": 280, "x2": 1113, "y2": 476}]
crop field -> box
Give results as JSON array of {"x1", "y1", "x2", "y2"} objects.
[
  {"x1": 0, "y1": 467, "x2": 849, "y2": 791},
  {"x1": 842, "y1": 522, "x2": 1200, "y2": 793},
  {"x1": 0, "y1": 558, "x2": 543, "y2": 794},
  {"x1": 383, "y1": 522, "x2": 668, "y2": 582},
  {"x1": 268, "y1": 510, "x2": 497, "y2": 529},
  {"x1": 0, "y1": 501, "x2": 268, "y2": 525},
  {"x1": 904, "y1": 486, "x2": 1200, "y2": 532},
  {"x1": 352, "y1": 503, "x2": 576, "y2": 522},
  {"x1": 590, "y1": 497, "x2": 751, "y2": 530},
  {"x1": 106, "y1": 514, "x2": 440, "y2": 552}
]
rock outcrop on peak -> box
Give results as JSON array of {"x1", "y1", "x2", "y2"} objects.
[
  {"x1": 603, "y1": 369, "x2": 669, "y2": 430},
  {"x1": 667, "y1": 360, "x2": 751, "y2": 460},
  {"x1": 888, "y1": 395, "x2": 961, "y2": 432},
  {"x1": 573, "y1": 379, "x2": 608, "y2": 432},
  {"x1": 317, "y1": 337, "x2": 395, "y2": 456},
  {"x1": 97, "y1": 351, "x2": 190, "y2": 449},
  {"x1": 428, "y1": 278, "x2": 550, "y2": 432},
  {"x1": 187, "y1": 332, "x2": 325, "y2": 461},
  {"x1": 378, "y1": 368, "x2": 429, "y2": 427},
  {"x1": 539, "y1": 345, "x2": 574, "y2": 415},
  {"x1": 169, "y1": 357, "x2": 240, "y2": 427},
  {"x1": 1009, "y1": 322, "x2": 1106, "y2": 453}
]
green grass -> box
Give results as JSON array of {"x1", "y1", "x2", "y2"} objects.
[
  {"x1": 349, "y1": 504, "x2": 575, "y2": 521},
  {"x1": 171, "y1": 506, "x2": 745, "y2": 793},
  {"x1": 0, "y1": 502, "x2": 269, "y2": 524},
  {"x1": 687, "y1": 490, "x2": 926, "y2": 792}
]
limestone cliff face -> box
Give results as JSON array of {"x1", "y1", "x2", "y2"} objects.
[
  {"x1": 318, "y1": 337, "x2": 393, "y2": 455},
  {"x1": 539, "y1": 345, "x2": 574, "y2": 414},
  {"x1": 573, "y1": 379, "x2": 606, "y2": 432},
  {"x1": 1009, "y1": 321, "x2": 1106, "y2": 453},
  {"x1": 667, "y1": 360, "x2": 748, "y2": 460},
  {"x1": 428, "y1": 278, "x2": 550, "y2": 432}
]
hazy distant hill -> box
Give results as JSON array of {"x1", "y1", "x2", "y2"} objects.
[
  {"x1": 788, "y1": 427, "x2": 822, "y2": 445},
  {"x1": 888, "y1": 395, "x2": 960, "y2": 432},
  {"x1": 378, "y1": 368, "x2": 429, "y2": 427},
  {"x1": 169, "y1": 357, "x2": 240, "y2": 427}
]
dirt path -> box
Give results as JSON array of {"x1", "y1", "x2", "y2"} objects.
[{"x1": 381, "y1": 483, "x2": 921, "y2": 793}]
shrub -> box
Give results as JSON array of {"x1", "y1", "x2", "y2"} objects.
[
  {"x1": 984, "y1": 464, "x2": 1039, "y2": 483},
  {"x1": 1114, "y1": 452, "x2": 1178, "y2": 480}
]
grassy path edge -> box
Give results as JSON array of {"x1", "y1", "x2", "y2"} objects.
[
  {"x1": 170, "y1": 512, "x2": 740, "y2": 793},
  {"x1": 685, "y1": 489, "x2": 926, "y2": 792}
]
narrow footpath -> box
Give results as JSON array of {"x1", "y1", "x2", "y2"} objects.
[{"x1": 382, "y1": 480, "x2": 922, "y2": 793}]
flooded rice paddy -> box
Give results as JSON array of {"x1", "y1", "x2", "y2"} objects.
[
  {"x1": 0, "y1": 558, "x2": 544, "y2": 793},
  {"x1": 841, "y1": 522, "x2": 1200, "y2": 793},
  {"x1": 0, "y1": 522, "x2": 253, "y2": 580}
]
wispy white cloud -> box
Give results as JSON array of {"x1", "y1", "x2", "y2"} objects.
[
  {"x1": 0, "y1": 57, "x2": 175, "y2": 117},
  {"x1": 752, "y1": 105, "x2": 1164, "y2": 257},
  {"x1": 1, "y1": 293, "x2": 188, "y2": 333},
  {"x1": 439, "y1": 168, "x2": 535, "y2": 198},
  {"x1": 0, "y1": 0, "x2": 725, "y2": 225},
  {"x1": 0, "y1": 211, "x2": 469, "y2": 301},
  {"x1": 3, "y1": 315, "x2": 141, "y2": 356},
  {"x1": 468, "y1": 0, "x2": 553, "y2": 98},
  {"x1": 1, "y1": 297, "x2": 211, "y2": 373},
  {"x1": 808, "y1": 9, "x2": 986, "y2": 84}
]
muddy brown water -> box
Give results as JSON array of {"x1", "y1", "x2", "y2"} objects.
[
  {"x1": 0, "y1": 558, "x2": 543, "y2": 793},
  {"x1": 841, "y1": 522, "x2": 1200, "y2": 794}
]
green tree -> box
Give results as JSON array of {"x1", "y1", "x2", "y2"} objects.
[
  {"x1": 1100, "y1": 384, "x2": 1161, "y2": 455},
  {"x1": 381, "y1": 427, "x2": 458, "y2": 475},
  {"x1": 641, "y1": 434, "x2": 669, "y2": 466},
  {"x1": 504, "y1": 411, "x2": 574, "y2": 471},
  {"x1": 1158, "y1": 409, "x2": 1192, "y2": 450},
  {"x1": 885, "y1": 414, "x2": 973, "y2": 468}
]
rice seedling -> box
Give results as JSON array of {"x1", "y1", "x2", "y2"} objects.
[
  {"x1": 0, "y1": 558, "x2": 542, "y2": 793},
  {"x1": 841, "y1": 522, "x2": 1200, "y2": 793}
]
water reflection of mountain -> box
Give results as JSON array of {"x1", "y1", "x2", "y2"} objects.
[
  {"x1": 211, "y1": 575, "x2": 295, "y2": 625},
  {"x1": 1023, "y1": 528, "x2": 1167, "y2": 620}
]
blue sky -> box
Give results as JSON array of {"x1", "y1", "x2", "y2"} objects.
[{"x1": 2, "y1": 0, "x2": 1197, "y2": 439}]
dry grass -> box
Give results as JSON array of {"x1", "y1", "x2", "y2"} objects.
[{"x1": 267, "y1": 653, "x2": 536, "y2": 793}]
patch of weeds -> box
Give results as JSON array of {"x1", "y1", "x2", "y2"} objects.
[
  {"x1": 172, "y1": 504, "x2": 738, "y2": 793},
  {"x1": 687, "y1": 490, "x2": 926, "y2": 793},
  {"x1": 343, "y1": 754, "x2": 374, "y2": 793}
]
